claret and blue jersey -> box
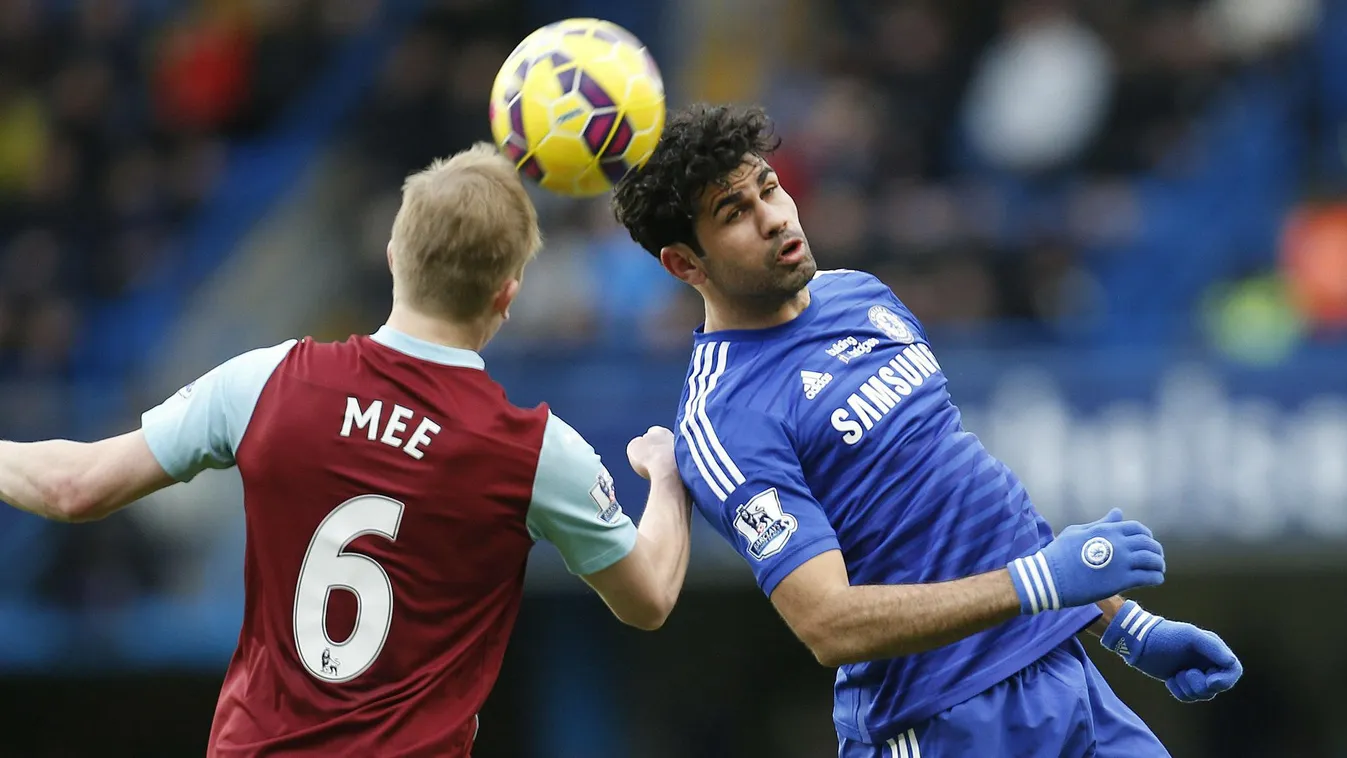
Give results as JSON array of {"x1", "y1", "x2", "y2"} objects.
[{"x1": 674, "y1": 269, "x2": 1101, "y2": 744}]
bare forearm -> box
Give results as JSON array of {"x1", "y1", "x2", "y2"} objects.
[
  {"x1": 1087, "y1": 595, "x2": 1126, "y2": 637},
  {"x1": 633, "y1": 469, "x2": 694, "y2": 607},
  {"x1": 812, "y1": 570, "x2": 1022, "y2": 665},
  {"x1": 0, "y1": 439, "x2": 84, "y2": 521},
  {"x1": 0, "y1": 434, "x2": 172, "y2": 522}
]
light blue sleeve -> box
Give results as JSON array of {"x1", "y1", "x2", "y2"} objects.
[
  {"x1": 140, "y1": 340, "x2": 298, "y2": 482},
  {"x1": 526, "y1": 412, "x2": 639, "y2": 576}
]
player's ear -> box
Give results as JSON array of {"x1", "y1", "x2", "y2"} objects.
[
  {"x1": 660, "y1": 244, "x2": 706, "y2": 286},
  {"x1": 493, "y1": 276, "x2": 521, "y2": 321},
  {"x1": 386, "y1": 242, "x2": 394, "y2": 272}
]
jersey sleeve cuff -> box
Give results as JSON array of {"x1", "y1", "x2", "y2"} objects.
[
  {"x1": 757, "y1": 535, "x2": 841, "y2": 597},
  {"x1": 140, "y1": 407, "x2": 194, "y2": 482},
  {"x1": 568, "y1": 523, "x2": 639, "y2": 576}
]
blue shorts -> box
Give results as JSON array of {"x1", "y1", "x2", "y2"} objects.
[{"x1": 839, "y1": 637, "x2": 1170, "y2": 758}]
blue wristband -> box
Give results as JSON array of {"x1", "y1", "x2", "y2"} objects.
[{"x1": 1100, "y1": 600, "x2": 1164, "y2": 660}]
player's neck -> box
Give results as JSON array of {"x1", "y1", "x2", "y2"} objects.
[
  {"x1": 384, "y1": 304, "x2": 491, "y2": 353},
  {"x1": 702, "y1": 288, "x2": 811, "y2": 333}
]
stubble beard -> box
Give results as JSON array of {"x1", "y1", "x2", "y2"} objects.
[{"x1": 718, "y1": 249, "x2": 816, "y2": 313}]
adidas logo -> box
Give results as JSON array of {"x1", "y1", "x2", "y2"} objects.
[{"x1": 800, "y1": 370, "x2": 833, "y2": 400}]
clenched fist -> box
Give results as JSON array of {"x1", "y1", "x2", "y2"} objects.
[{"x1": 627, "y1": 426, "x2": 677, "y2": 481}]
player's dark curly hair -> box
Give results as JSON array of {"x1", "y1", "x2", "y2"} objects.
[{"x1": 612, "y1": 103, "x2": 781, "y2": 257}]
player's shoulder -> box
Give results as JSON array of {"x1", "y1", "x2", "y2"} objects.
[
  {"x1": 677, "y1": 340, "x2": 786, "y2": 424},
  {"x1": 231, "y1": 337, "x2": 302, "y2": 364},
  {"x1": 674, "y1": 344, "x2": 799, "y2": 506},
  {"x1": 676, "y1": 343, "x2": 790, "y2": 468},
  {"x1": 203, "y1": 338, "x2": 301, "y2": 388},
  {"x1": 813, "y1": 268, "x2": 913, "y2": 308},
  {"x1": 813, "y1": 268, "x2": 927, "y2": 335},
  {"x1": 261, "y1": 333, "x2": 349, "y2": 369},
  {"x1": 810, "y1": 267, "x2": 875, "y2": 283},
  {"x1": 810, "y1": 268, "x2": 889, "y2": 297},
  {"x1": 538, "y1": 410, "x2": 597, "y2": 460},
  {"x1": 237, "y1": 335, "x2": 362, "y2": 391},
  {"x1": 282, "y1": 333, "x2": 368, "y2": 360}
]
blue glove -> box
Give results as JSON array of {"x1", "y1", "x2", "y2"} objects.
[
  {"x1": 1008, "y1": 508, "x2": 1165, "y2": 615},
  {"x1": 1101, "y1": 600, "x2": 1243, "y2": 702}
]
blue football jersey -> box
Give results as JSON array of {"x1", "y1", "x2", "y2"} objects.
[{"x1": 674, "y1": 270, "x2": 1101, "y2": 743}]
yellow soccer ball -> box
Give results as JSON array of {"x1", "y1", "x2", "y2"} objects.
[{"x1": 490, "y1": 18, "x2": 665, "y2": 197}]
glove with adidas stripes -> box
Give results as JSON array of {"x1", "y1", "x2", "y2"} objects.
[
  {"x1": 1101, "y1": 600, "x2": 1243, "y2": 702},
  {"x1": 1007, "y1": 509, "x2": 1166, "y2": 615}
]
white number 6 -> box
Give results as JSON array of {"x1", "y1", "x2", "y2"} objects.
[{"x1": 293, "y1": 494, "x2": 405, "y2": 682}]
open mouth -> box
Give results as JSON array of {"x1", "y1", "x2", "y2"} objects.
[{"x1": 778, "y1": 239, "x2": 804, "y2": 262}]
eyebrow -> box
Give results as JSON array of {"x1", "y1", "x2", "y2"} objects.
[
  {"x1": 711, "y1": 190, "x2": 743, "y2": 219},
  {"x1": 710, "y1": 165, "x2": 776, "y2": 218}
]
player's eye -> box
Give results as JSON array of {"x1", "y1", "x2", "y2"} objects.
[
  {"x1": 762, "y1": 184, "x2": 778, "y2": 197},
  {"x1": 725, "y1": 208, "x2": 743, "y2": 223}
]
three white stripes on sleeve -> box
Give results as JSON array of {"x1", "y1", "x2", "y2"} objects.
[
  {"x1": 1010, "y1": 552, "x2": 1061, "y2": 613},
  {"x1": 681, "y1": 341, "x2": 745, "y2": 502}
]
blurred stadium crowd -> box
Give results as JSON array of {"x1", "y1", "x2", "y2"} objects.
[
  {"x1": 2, "y1": 0, "x2": 1343, "y2": 376},
  {"x1": 0, "y1": 0, "x2": 377, "y2": 379},
  {"x1": 322, "y1": 0, "x2": 1344, "y2": 357}
]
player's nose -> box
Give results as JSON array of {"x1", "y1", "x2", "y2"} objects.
[{"x1": 760, "y1": 209, "x2": 789, "y2": 239}]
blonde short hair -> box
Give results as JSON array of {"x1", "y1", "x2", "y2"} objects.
[{"x1": 389, "y1": 143, "x2": 542, "y2": 320}]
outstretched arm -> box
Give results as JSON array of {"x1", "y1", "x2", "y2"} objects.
[
  {"x1": 2, "y1": 341, "x2": 297, "y2": 523},
  {"x1": 772, "y1": 552, "x2": 1020, "y2": 665},
  {"x1": 0, "y1": 432, "x2": 175, "y2": 522},
  {"x1": 583, "y1": 427, "x2": 693, "y2": 630},
  {"x1": 525, "y1": 419, "x2": 693, "y2": 631},
  {"x1": 770, "y1": 509, "x2": 1166, "y2": 667}
]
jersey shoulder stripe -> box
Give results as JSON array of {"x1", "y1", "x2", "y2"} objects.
[{"x1": 679, "y1": 340, "x2": 747, "y2": 502}]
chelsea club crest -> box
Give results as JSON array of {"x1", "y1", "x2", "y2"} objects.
[{"x1": 868, "y1": 305, "x2": 916, "y2": 344}]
